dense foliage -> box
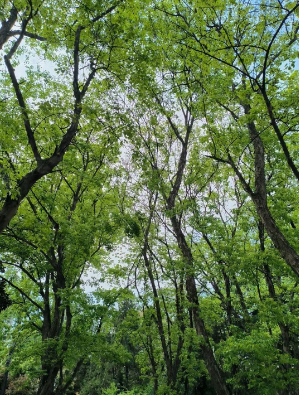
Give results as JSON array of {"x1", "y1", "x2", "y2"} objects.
[{"x1": 1, "y1": 0, "x2": 299, "y2": 394}]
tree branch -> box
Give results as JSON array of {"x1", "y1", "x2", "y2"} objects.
[
  {"x1": 227, "y1": 153, "x2": 254, "y2": 198},
  {"x1": 73, "y1": 25, "x2": 82, "y2": 100},
  {"x1": 1, "y1": 260, "x2": 43, "y2": 293},
  {"x1": 91, "y1": 1, "x2": 123, "y2": 23},
  {"x1": 5, "y1": 17, "x2": 30, "y2": 60},
  {"x1": 0, "y1": 275, "x2": 44, "y2": 312},
  {"x1": 262, "y1": 4, "x2": 299, "y2": 88},
  {"x1": 8, "y1": 30, "x2": 46, "y2": 41},
  {"x1": 0, "y1": 6, "x2": 18, "y2": 50},
  {"x1": 4, "y1": 55, "x2": 41, "y2": 164}
]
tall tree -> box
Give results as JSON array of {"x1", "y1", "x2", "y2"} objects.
[
  {"x1": 0, "y1": 0, "x2": 124, "y2": 232},
  {"x1": 0, "y1": 125, "x2": 121, "y2": 394},
  {"x1": 151, "y1": 0, "x2": 299, "y2": 277}
]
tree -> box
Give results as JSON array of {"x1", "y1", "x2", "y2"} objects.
[
  {"x1": 0, "y1": 122, "x2": 122, "y2": 394},
  {"x1": 153, "y1": 0, "x2": 299, "y2": 277},
  {"x1": 1, "y1": 1, "x2": 299, "y2": 394},
  {"x1": 0, "y1": 0, "x2": 125, "y2": 232}
]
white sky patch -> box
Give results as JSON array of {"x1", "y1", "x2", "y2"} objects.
[{"x1": 82, "y1": 241, "x2": 134, "y2": 294}]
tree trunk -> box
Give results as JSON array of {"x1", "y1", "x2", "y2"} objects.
[
  {"x1": 0, "y1": 116, "x2": 80, "y2": 233},
  {"x1": 158, "y1": 116, "x2": 230, "y2": 394},
  {"x1": 170, "y1": 215, "x2": 230, "y2": 395},
  {"x1": 0, "y1": 6, "x2": 18, "y2": 50},
  {"x1": 37, "y1": 366, "x2": 60, "y2": 395},
  {"x1": 142, "y1": 194, "x2": 180, "y2": 389},
  {"x1": 0, "y1": 347, "x2": 14, "y2": 395},
  {"x1": 143, "y1": 247, "x2": 174, "y2": 386},
  {"x1": 38, "y1": 272, "x2": 68, "y2": 395},
  {"x1": 230, "y1": 103, "x2": 299, "y2": 277}
]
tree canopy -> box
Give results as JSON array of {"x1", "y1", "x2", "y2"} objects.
[{"x1": 1, "y1": 0, "x2": 299, "y2": 394}]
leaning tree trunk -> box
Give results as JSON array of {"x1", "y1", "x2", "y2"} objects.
[{"x1": 229, "y1": 102, "x2": 299, "y2": 277}]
